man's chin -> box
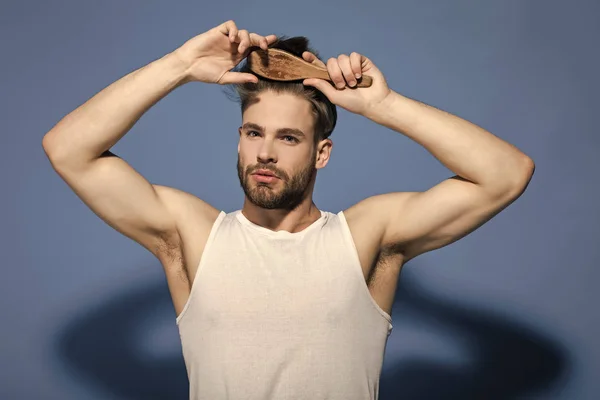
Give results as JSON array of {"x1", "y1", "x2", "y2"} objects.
[
  {"x1": 248, "y1": 196, "x2": 282, "y2": 209},
  {"x1": 250, "y1": 183, "x2": 279, "y2": 194}
]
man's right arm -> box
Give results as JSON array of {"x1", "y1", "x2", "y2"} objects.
[
  {"x1": 42, "y1": 22, "x2": 276, "y2": 260},
  {"x1": 42, "y1": 52, "x2": 204, "y2": 258}
]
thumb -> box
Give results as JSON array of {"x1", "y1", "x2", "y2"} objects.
[
  {"x1": 218, "y1": 71, "x2": 258, "y2": 85},
  {"x1": 303, "y1": 78, "x2": 338, "y2": 100}
]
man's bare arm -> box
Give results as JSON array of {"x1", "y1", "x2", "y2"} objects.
[
  {"x1": 42, "y1": 20, "x2": 277, "y2": 258},
  {"x1": 306, "y1": 53, "x2": 534, "y2": 263},
  {"x1": 360, "y1": 94, "x2": 533, "y2": 262},
  {"x1": 366, "y1": 93, "x2": 534, "y2": 261},
  {"x1": 42, "y1": 53, "x2": 192, "y2": 257}
]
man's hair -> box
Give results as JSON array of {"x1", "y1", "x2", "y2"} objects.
[{"x1": 224, "y1": 36, "x2": 337, "y2": 144}]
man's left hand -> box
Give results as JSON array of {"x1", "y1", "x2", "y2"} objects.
[{"x1": 302, "y1": 51, "x2": 392, "y2": 117}]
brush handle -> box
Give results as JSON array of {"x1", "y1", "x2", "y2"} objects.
[
  {"x1": 355, "y1": 75, "x2": 373, "y2": 88},
  {"x1": 312, "y1": 67, "x2": 373, "y2": 88},
  {"x1": 247, "y1": 48, "x2": 374, "y2": 87}
]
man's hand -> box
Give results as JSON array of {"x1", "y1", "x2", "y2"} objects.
[
  {"x1": 173, "y1": 20, "x2": 278, "y2": 85},
  {"x1": 302, "y1": 52, "x2": 392, "y2": 117}
]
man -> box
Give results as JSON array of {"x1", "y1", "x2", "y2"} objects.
[{"x1": 42, "y1": 20, "x2": 534, "y2": 400}]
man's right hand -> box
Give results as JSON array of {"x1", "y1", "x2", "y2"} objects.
[{"x1": 173, "y1": 20, "x2": 277, "y2": 85}]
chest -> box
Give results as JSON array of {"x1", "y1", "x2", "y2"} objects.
[{"x1": 191, "y1": 242, "x2": 373, "y2": 328}]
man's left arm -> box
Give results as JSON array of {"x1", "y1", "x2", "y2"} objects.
[
  {"x1": 362, "y1": 92, "x2": 534, "y2": 261},
  {"x1": 303, "y1": 52, "x2": 535, "y2": 262}
]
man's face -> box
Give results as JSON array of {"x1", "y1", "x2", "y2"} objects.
[{"x1": 237, "y1": 91, "x2": 321, "y2": 210}]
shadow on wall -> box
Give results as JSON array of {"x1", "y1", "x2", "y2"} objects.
[
  {"x1": 54, "y1": 280, "x2": 189, "y2": 400},
  {"x1": 53, "y1": 264, "x2": 569, "y2": 400},
  {"x1": 379, "y1": 270, "x2": 568, "y2": 399}
]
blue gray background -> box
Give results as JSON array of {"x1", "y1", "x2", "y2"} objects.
[{"x1": 1, "y1": 0, "x2": 598, "y2": 399}]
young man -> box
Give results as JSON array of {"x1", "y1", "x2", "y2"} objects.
[{"x1": 42, "y1": 20, "x2": 534, "y2": 400}]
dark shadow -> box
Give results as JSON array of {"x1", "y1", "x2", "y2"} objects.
[
  {"x1": 54, "y1": 278, "x2": 189, "y2": 400},
  {"x1": 379, "y1": 269, "x2": 569, "y2": 399},
  {"x1": 53, "y1": 264, "x2": 569, "y2": 400}
]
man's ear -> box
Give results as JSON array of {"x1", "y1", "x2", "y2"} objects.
[{"x1": 315, "y1": 139, "x2": 333, "y2": 169}]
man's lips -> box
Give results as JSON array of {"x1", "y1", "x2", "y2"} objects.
[{"x1": 252, "y1": 169, "x2": 278, "y2": 178}]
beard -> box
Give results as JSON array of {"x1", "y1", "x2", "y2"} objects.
[{"x1": 237, "y1": 152, "x2": 316, "y2": 211}]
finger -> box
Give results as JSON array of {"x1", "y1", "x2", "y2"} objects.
[
  {"x1": 303, "y1": 51, "x2": 327, "y2": 68},
  {"x1": 218, "y1": 71, "x2": 258, "y2": 85},
  {"x1": 249, "y1": 33, "x2": 269, "y2": 50},
  {"x1": 303, "y1": 78, "x2": 338, "y2": 100},
  {"x1": 265, "y1": 34, "x2": 278, "y2": 45},
  {"x1": 237, "y1": 29, "x2": 251, "y2": 53},
  {"x1": 218, "y1": 20, "x2": 238, "y2": 42},
  {"x1": 337, "y1": 54, "x2": 356, "y2": 87},
  {"x1": 327, "y1": 57, "x2": 345, "y2": 89},
  {"x1": 302, "y1": 51, "x2": 315, "y2": 62},
  {"x1": 349, "y1": 52, "x2": 362, "y2": 79}
]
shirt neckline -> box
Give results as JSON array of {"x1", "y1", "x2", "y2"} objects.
[{"x1": 235, "y1": 209, "x2": 327, "y2": 238}]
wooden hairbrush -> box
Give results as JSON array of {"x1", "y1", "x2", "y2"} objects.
[{"x1": 247, "y1": 48, "x2": 373, "y2": 88}]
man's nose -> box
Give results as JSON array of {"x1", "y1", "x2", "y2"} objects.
[{"x1": 257, "y1": 140, "x2": 277, "y2": 164}]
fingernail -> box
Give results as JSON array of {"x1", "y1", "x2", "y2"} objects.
[{"x1": 355, "y1": 73, "x2": 361, "y2": 79}]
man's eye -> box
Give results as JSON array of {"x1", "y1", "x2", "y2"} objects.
[
  {"x1": 283, "y1": 136, "x2": 298, "y2": 143},
  {"x1": 247, "y1": 131, "x2": 259, "y2": 137}
]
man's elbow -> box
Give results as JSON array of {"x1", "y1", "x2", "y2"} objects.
[{"x1": 508, "y1": 156, "x2": 535, "y2": 197}]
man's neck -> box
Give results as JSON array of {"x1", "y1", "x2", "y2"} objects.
[{"x1": 240, "y1": 201, "x2": 321, "y2": 233}]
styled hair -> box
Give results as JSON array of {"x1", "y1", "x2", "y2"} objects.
[{"x1": 224, "y1": 36, "x2": 337, "y2": 144}]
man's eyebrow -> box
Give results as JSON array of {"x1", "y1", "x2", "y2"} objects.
[
  {"x1": 241, "y1": 122, "x2": 264, "y2": 132},
  {"x1": 241, "y1": 122, "x2": 305, "y2": 137}
]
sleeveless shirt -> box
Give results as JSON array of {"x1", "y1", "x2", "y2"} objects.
[{"x1": 176, "y1": 209, "x2": 393, "y2": 400}]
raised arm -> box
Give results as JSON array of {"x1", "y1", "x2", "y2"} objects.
[
  {"x1": 304, "y1": 51, "x2": 534, "y2": 262},
  {"x1": 42, "y1": 20, "x2": 277, "y2": 258}
]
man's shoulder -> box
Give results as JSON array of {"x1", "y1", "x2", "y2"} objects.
[
  {"x1": 341, "y1": 192, "x2": 416, "y2": 251},
  {"x1": 153, "y1": 184, "x2": 222, "y2": 236},
  {"x1": 342, "y1": 192, "x2": 414, "y2": 227}
]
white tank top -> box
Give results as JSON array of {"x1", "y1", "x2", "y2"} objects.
[{"x1": 176, "y1": 209, "x2": 393, "y2": 400}]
